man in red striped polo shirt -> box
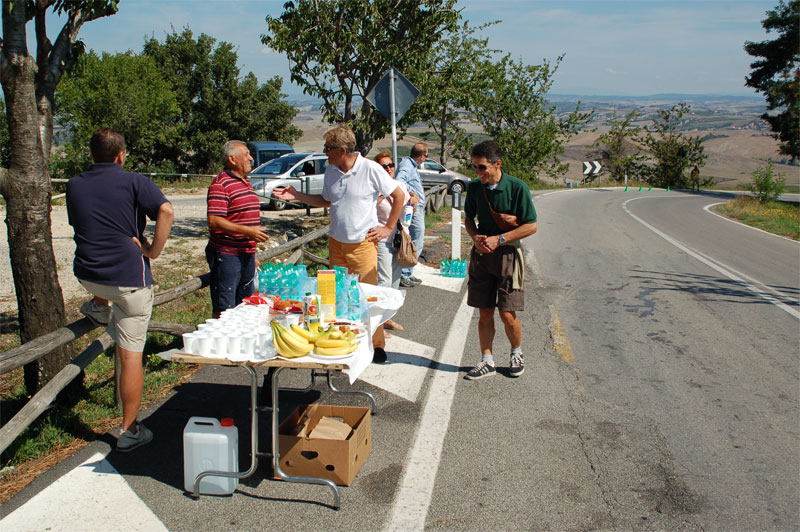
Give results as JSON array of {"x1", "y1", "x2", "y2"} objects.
[{"x1": 206, "y1": 140, "x2": 269, "y2": 318}]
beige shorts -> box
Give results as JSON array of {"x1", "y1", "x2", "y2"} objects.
[{"x1": 79, "y1": 280, "x2": 154, "y2": 352}]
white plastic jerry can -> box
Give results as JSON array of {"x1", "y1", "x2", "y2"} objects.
[{"x1": 183, "y1": 416, "x2": 239, "y2": 495}]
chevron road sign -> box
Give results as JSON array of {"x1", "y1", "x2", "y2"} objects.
[{"x1": 583, "y1": 161, "x2": 602, "y2": 175}]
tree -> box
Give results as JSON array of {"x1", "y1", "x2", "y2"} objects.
[
  {"x1": 52, "y1": 50, "x2": 181, "y2": 179},
  {"x1": 143, "y1": 28, "x2": 301, "y2": 173},
  {"x1": 744, "y1": 0, "x2": 799, "y2": 162},
  {"x1": 460, "y1": 54, "x2": 593, "y2": 183},
  {"x1": 748, "y1": 161, "x2": 786, "y2": 201},
  {"x1": 0, "y1": 97, "x2": 8, "y2": 167},
  {"x1": 589, "y1": 110, "x2": 645, "y2": 182},
  {"x1": 262, "y1": 0, "x2": 460, "y2": 155},
  {"x1": 640, "y1": 103, "x2": 707, "y2": 188},
  {"x1": 1, "y1": 0, "x2": 118, "y2": 394},
  {"x1": 413, "y1": 21, "x2": 497, "y2": 166}
]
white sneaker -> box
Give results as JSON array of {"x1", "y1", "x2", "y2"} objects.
[{"x1": 116, "y1": 422, "x2": 153, "y2": 452}]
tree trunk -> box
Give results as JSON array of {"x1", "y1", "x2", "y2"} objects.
[
  {"x1": 2, "y1": 54, "x2": 74, "y2": 395},
  {"x1": 439, "y1": 111, "x2": 448, "y2": 166}
]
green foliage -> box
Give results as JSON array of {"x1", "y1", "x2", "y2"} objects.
[
  {"x1": 744, "y1": 0, "x2": 800, "y2": 161},
  {"x1": 458, "y1": 54, "x2": 593, "y2": 183},
  {"x1": 413, "y1": 21, "x2": 498, "y2": 166},
  {"x1": 589, "y1": 110, "x2": 645, "y2": 182},
  {"x1": 262, "y1": 0, "x2": 460, "y2": 154},
  {"x1": 640, "y1": 103, "x2": 707, "y2": 188},
  {"x1": 747, "y1": 161, "x2": 787, "y2": 201},
  {"x1": 143, "y1": 28, "x2": 301, "y2": 174},
  {"x1": 52, "y1": 50, "x2": 182, "y2": 178}
]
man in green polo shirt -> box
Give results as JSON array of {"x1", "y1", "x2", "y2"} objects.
[{"x1": 463, "y1": 140, "x2": 538, "y2": 380}]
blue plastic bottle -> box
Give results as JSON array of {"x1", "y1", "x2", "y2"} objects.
[
  {"x1": 347, "y1": 279, "x2": 361, "y2": 321},
  {"x1": 440, "y1": 258, "x2": 449, "y2": 277}
]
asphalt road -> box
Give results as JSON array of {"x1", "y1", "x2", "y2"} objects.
[
  {"x1": 2, "y1": 188, "x2": 798, "y2": 532},
  {"x1": 528, "y1": 188, "x2": 799, "y2": 531}
]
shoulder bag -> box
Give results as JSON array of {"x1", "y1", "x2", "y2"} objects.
[
  {"x1": 394, "y1": 221, "x2": 418, "y2": 268},
  {"x1": 482, "y1": 186, "x2": 520, "y2": 232}
]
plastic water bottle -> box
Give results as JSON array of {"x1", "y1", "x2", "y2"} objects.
[
  {"x1": 402, "y1": 202, "x2": 413, "y2": 227},
  {"x1": 440, "y1": 258, "x2": 449, "y2": 277},
  {"x1": 347, "y1": 279, "x2": 361, "y2": 321}
]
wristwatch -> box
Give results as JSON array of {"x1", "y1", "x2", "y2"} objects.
[{"x1": 498, "y1": 234, "x2": 506, "y2": 244}]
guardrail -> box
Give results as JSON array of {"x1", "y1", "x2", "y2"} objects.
[{"x1": 0, "y1": 185, "x2": 450, "y2": 455}]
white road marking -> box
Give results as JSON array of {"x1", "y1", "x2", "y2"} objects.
[
  {"x1": 527, "y1": 248, "x2": 544, "y2": 288},
  {"x1": 623, "y1": 197, "x2": 800, "y2": 320},
  {"x1": 360, "y1": 336, "x2": 437, "y2": 402},
  {"x1": 383, "y1": 290, "x2": 474, "y2": 532},
  {"x1": 412, "y1": 262, "x2": 465, "y2": 293},
  {"x1": 0, "y1": 451, "x2": 168, "y2": 532}
]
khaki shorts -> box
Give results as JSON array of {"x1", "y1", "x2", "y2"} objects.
[
  {"x1": 328, "y1": 237, "x2": 379, "y2": 285},
  {"x1": 466, "y1": 246, "x2": 525, "y2": 311},
  {"x1": 79, "y1": 280, "x2": 154, "y2": 352},
  {"x1": 327, "y1": 237, "x2": 385, "y2": 348}
]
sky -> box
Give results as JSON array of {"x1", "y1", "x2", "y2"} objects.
[{"x1": 41, "y1": 0, "x2": 778, "y2": 98}]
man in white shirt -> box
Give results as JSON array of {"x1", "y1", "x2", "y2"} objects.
[{"x1": 273, "y1": 125, "x2": 405, "y2": 363}]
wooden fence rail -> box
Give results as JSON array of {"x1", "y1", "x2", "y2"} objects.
[
  {"x1": 0, "y1": 226, "x2": 330, "y2": 455},
  {"x1": 0, "y1": 333, "x2": 114, "y2": 454}
]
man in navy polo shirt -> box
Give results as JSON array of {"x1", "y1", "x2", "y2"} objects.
[
  {"x1": 206, "y1": 140, "x2": 268, "y2": 318},
  {"x1": 67, "y1": 128, "x2": 174, "y2": 451}
]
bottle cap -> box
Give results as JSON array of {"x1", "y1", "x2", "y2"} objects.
[{"x1": 220, "y1": 418, "x2": 235, "y2": 427}]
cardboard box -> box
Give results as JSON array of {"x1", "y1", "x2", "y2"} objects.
[{"x1": 276, "y1": 404, "x2": 371, "y2": 486}]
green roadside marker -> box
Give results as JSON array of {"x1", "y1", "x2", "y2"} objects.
[
  {"x1": 625, "y1": 186, "x2": 628, "y2": 192},
  {"x1": 649, "y1": 185, "x2": 652, "y2": 192},
  {"x1": 638, "y1": 185, "x2": 642, "y2": 192},
  {"x1": 667, "y1": 186, "x2": 670, "y2": 192}
]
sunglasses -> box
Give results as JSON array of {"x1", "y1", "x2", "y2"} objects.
[
  {"x1": 323, "y1": 145, "x2": 342, "y2": 152},
  {"x1": 381, "y1": 163, "x2": 395, "y2": 169},
  {"x1": 470, "y1": 163, "x2": 491, "y2": 171}
]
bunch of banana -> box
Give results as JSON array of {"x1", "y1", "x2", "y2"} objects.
[
  {"x1": 314, "y1": 325, "x2": 359, "y2": 357},
  {"x1": 271, "y1": 321, "x2": 313, "y2": 358},
  {"x1": 287, "y1": 322, "x2": 360, "y2": 357}
]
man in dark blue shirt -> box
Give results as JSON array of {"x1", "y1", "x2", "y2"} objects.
[{"x1": 67, "y1": 129, "x2": 173, "y2": 452}]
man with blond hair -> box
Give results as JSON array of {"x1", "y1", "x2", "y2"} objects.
[{"x1": 273, "y1": 125, "x2": 404, "y2": 363}]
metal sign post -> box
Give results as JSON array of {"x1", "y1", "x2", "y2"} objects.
[{"x1": 389, "y1": 69, "x2": 398, "y2": 167}]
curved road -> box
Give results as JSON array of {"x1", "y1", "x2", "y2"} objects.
[{"x1": 531, "y1": 188, "x2": 798, "y2": 531}]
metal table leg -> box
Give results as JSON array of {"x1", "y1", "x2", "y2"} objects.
[
  {"x1": 326, "y1": 371, "x2": 377, "y2": 414},
  {"x1": 278, "y1": 369, "x2": 323, "y2": 394},
  {"x1": 192, "y1": 365, "x2": 259, "y2": 497},
  {"x1": 270, "y1": 366, "x2": 341, "y2": 509},
  {"x1": 277, "y1": 369, "x2": 377, "y2": 414}
]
